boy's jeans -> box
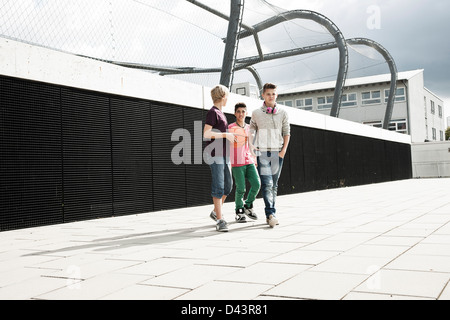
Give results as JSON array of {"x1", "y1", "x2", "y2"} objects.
[{"x1": 257, "y1": 151, "x2": 284, "y2": 218}]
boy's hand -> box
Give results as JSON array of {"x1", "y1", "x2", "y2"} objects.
[{"x1": 224, "y1": 132, "x2": 236, "y2": 143}]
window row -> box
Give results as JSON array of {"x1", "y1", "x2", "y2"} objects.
[
  {"x1": 426, "y1": 99, "x2": 443, "y2": 118},
  {"x1": 431, "y1": 128, "x2": 446, "y2": 141},
  {"x1": 279, "y1": 87, "x2": 406, "y2": 111},
  {"x1": 363, "y1": 119, "x2": 408, "y2": 135},
  {"x1": 366, "y1": 118, "x2": 446, "y2": 141}
]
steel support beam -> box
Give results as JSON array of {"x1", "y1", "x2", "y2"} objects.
[
  {"x1": 186, "y1": 0, "x2": 264, "y2": 64},
  {"x1": 218, "y1": 0, "x2": 244, "y2": 88}
]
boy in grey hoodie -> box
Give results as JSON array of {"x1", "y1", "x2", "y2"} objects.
[{"x1": 250, "y1": 83, "x2": 290, "y2": 227}]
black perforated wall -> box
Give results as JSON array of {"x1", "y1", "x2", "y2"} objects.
[{"x1": 0, "y1": 75, "x2": 412, "y2": 231}]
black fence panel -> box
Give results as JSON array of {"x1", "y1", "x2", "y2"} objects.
[
  {"x1": 288, "y1": 126, "x2": 306, "y2": 193},
  {"x1": 0, "y1": 77, "x2": 62, "y2": 231},
  {"x1": 302, "y1": 126, "x2": 318, "y2": 191},
  {"x1": 183, "y1": 107, "x2": 212, "y2": 208},
  {"x1": 111, "y1": 97, "x2": 153, "y2": 216},
  {"x1": 61, "y1": 88, "x2": 113, "y2": 222},
  {"x1": 324, "y1": 130, "x2": 339, "y2": 189},
  {"x1": 150, "y1": 103, "x2": 186, "y2": 211}
]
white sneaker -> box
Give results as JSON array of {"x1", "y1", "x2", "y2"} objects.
[{"x1": 266, "y1": 215, "x2": 278, "y2": 228}]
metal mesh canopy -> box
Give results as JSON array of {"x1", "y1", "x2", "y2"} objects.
[{"x1": 0, "y1": 0, "x2": 394, "y2": 103}]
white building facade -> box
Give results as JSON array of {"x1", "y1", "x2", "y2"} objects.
[{"x1": 278, "y1": 70, "x2": 446, "y2": 143}]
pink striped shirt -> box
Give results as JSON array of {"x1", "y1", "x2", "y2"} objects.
[{"x1": 228, "y1": 122, "x2": 256, "y2": 167}]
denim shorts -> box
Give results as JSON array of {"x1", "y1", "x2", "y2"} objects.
[{"x1": 206, "y1": 155, "x2": 233, "y2": 199}]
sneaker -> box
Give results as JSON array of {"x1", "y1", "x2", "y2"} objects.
[
  {"x1": 210, "y1": 211, "x2": 228, "y2": 225},
  {"x1": 216, "y1": 219, "x2": 229, "y2": 232},
  {"x1": 210, "y1": 211, "x2": 217, "y2": 222},
  {"x1": 244, "y1": 204, "x2": 258, "y2": 220},
  {"x1": 266, "y1": 214, "x2": 278, "y2": 228},
  {"x1": 235, "y1": 208, "x2": 247, "y2": 223}
]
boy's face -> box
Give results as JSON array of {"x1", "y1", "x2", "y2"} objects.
[
  {"x1": 262, "y1": 88, "x2": 277, "y2": 107},
  {"x1": 235, "y1": 107, "x2": 247, "y2": 121}
]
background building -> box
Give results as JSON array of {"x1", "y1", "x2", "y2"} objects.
[
  {"x1": 277, "y1": 70, "x2": 446, "y2": 143},
  {"x1": 231, "y1": 82, "x2": 260, "y2": 100}
]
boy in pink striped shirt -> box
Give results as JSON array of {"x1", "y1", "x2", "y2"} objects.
[{"x1": 228, "y1": 103, "x2": 261, "y2": 223}]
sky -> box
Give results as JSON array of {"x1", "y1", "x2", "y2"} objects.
[{"x1": 266, "y1": 0, "x2": 450, "y2": 120}]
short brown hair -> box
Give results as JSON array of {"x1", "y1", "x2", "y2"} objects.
[
  {"x1": 234, "y1": 102, "x2": 247, "y2": 112},
  {"x1": 263, "y1": 83, "x2": 277, "y2": 93}
]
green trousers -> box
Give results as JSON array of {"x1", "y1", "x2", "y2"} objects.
[{"x1": 232, "y1": 164, "x2": 261, "y2": 210}]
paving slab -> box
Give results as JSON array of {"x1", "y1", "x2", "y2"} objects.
[
  {"x1": 353, "y1": 269, "x2": 449, "y2": 299},
  {"x1": 0, "y1": 178, "x2": 449, "y2": 300}
]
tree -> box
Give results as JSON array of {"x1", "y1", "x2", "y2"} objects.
[{"x1": 446, "y1": 127, "x2": 450, "y2": 141}]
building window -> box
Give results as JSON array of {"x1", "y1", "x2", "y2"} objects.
[
  {"x1": 431, "y1": 101, "x2": 435, "y2": 114},
  {"x1": 296, "y1": 98, "x2": 313, "y2": 111},
  {"x1": 440, "y1": 130, "x2": 444, "y2": 141},
  {"x1": 341, "y1": 93, "x2": 357, "y2": 107},
  {"x1": 439, "y1": 105, "x2": 443, "y2": 118},
  {"x1": 363, "y1": 120, "x2": 382, "y2": 128},
  {"x1": 279, "y1": 100, "x2": 293, "y2": 107},
  {"x1": 362, "y1": 90, "x2": 381, "y2": 105},
  {"x1": 388, "y1": 119, "x2": 408, "y2": 134},
  {"x1": 384, "y1": 87, "x2": 406, "y2": 103},
  {"x1": 317, "y1": 96, "x2": 333, "y2": 109},
  {"x1": 432, "y1": 128, "x2": 437, "y2": 140},
  {"x1": 236, "y1": 87, "x2": 247, "y2": 96},
  {"x1": 364, "y1": 119, "x2": 407, "y2": 134}
]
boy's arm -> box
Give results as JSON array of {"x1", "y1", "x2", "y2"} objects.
[
  {"x1": 279, "y1": 112, "x2": 291, "y2": 159},
  {"x1": 203, "y1": 124, "x2": 235, "y2": 142},
  {"x1": 249, "y1": 112, "x2": 258, "y2": 150},
  {"x1": 279, "y1": 135, "x2": 290, "y2": 159},
  {"x1": 249, "y1": 112, "x2": 258, "y2": 132},
  {"x1": 248, "y1": 131, "x2": 257, "y2": 157}
]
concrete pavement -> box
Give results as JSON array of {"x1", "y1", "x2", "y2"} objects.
[{"x1": 0, "y1": 178, "x2": 449, "y2": 300}]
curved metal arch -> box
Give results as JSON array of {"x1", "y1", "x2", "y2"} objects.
[
  {"x1": 233, "y1": 38, "x2": 397, "y2": 126},
  {"x1": 346, "y1": 38, "x2": 398, "y2": 129},
  {"x1": 99, "y1": 37, "x2": 397, "y2": 126},
  {"x1": 94, "y1": 5, "x2": 398, "y2": 126},
  {"x1": 245, "y1": 66, "x2": 263, "y2": 98},
  {"x1": 234, "y1": 9, "x2": 348, "y2": 117},
  {"x1": 183, "y1": 3, "x2": 348, "y2": 117}
]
